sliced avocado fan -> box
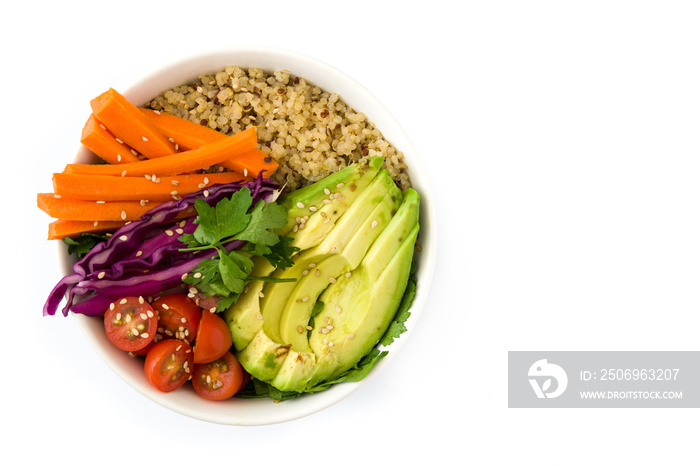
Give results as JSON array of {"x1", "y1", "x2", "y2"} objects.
[{"x1": 223, "y1": 156, "x2": 420, "y2": 393}]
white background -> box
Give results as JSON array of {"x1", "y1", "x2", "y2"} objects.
[{"x1": 5, "y1": 0, "x2": 700, "y2": 464}]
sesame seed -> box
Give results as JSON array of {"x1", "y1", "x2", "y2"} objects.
[
  {"x1": 98, "y1": 271, "x2": 106, "y2": 279},
  {"x1": 142, "y1": 136, "x2": 149, "y2": 142},
  {"x1": 96, "y1": 200, "x2": 105, "y2": 204},
  {"x1": 121, "y1": 170, "x2": 127, "y2": 177},
  {"x1": 119, "y1": 235, "x2": 128, "y2": 241},
  {"x1": 120, "y1": 298, "x2": 128, "y2": 305},
  {"x1": 244, "y1": 169, "x2": 248, "y2": 177},
  {"x1": 147, "y1": 310, "x2": 154, "y2": 318},
  {"x1": 259, "y1": 291, "x2": 265, "y2": 298},
  {"x1": 99, "y1": 123, "x2": 106, "y2": 130},
  {"x1": 131, "y1": 149, "x2": 138, "y2": 156},
  {"x1": 346, "y1": 272, "x2": 352, "y2": 277},
  {"x1": 115, "y1": 138, "x2": 123, "y2": 144},
  {"x1": 135, "y1": 251, "x2": 143, "y2": 257},
  {"x1": 93, "y1": 221, "x2": 99, "y2": 227},
  {"x1": 170, "y1": 190, "x2": 178, "y2": 196},
  {"x1": 193, "y1": 272, "x2": 202, "y2": 279},
  {"x1": 138, "y1": 296, "x2": 145, "y2": 304},
  {"x1": 140, "y1": 313, "x2": 148, "y2": 320},
  {"x1": 371, "y1": 220, "x2": 378, "y2": 228},
  {"x1": 209, "y1": 307, "x2": 216, "y2": 313},
  {"x1": 168, "y1": 137, "x2": 175, "y2": 143},
  {"x1": 171, "y1": 180, "x2": 180, "y2": 186},
  {"x1": 165, "y1": 230, "x2": 174, "y2": 236},
  {"x1": 117, "y1": 154, "x2": 122, "y2": 162},
  {"x1": 203, "y1": 177, "x2": 209, "y2": 184},
  {"x1": 131, "y1": 328, "x2": 139, "y2": 336},
  {"x1": 203, "y1": 190, "x2": 209, "y2": 197},
  {"x1": 110, "y1": 303, "x2": 116, "y2": 311},
  {"x1": 175, "y1": 228, "x2": 184, "y2": 234},
  {"x1": 121, "y1": 211, "x2": 127, "y2": 220}
]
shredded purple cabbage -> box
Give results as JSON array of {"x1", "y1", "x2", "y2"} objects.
[{"x1": 44, "y1": 174, "x2": 281, "y2": 317}]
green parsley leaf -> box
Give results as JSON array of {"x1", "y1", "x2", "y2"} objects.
[
  {"x1": 62, "y1": 233, "x2": 109, "y2": 259},
  {"x1": 179, "y1": 188, "x2": 298, "y2": 311}
]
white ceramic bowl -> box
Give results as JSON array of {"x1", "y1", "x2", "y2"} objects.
[{"x1": 61, "y1": 47, "x2": 436, "y2": 425}]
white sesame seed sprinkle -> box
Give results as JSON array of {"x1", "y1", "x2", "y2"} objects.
[
  {"x1": 98, "y1": 271, "x2": 106, "y2": 279},
  {"x1": 371, "y1": 220, "x2": 378, "y2": 228},
  {"x1": 121, "y1": 211, "x2": 127, "y2": 220},
  {"x1": 119, "y1": 234, "x2": 128, "y2": 241},
  {"x1": 142, "y1": 136, "x2": 149, "y2": 142}
]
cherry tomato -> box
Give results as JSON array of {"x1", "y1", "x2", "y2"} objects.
[
  {"x1": 192, "y1": 352, "x2": 247, "y2": 401},
  {"x1": 193, "y1": 310, "x2": 233, "y2": 364},
  {"x1": 152, "y1": 293, "x2": 202, "y2": 344},
  {"x1": 103, "y1": 296, "x2": 157, "y2": 352},
  {"x1": 144, "y1": 339, "x2": 194, "y2": 393}
]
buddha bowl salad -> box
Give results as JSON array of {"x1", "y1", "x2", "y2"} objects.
[{"x1": 39, "y1": 66, "x2": 420, "y2": 402}]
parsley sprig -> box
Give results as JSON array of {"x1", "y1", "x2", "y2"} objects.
[{"x1": 179, "y1": 187, "x2": 299, "y2": 312}]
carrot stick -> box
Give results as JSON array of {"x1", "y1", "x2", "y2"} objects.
[
  {"x1": 38, "y1": 193, "x2": 163, "y2": 221},
  {"x1": 52, "y1": 172, "x2": 251, "y2": 202},
  {"x1": 140, "y1": 108, "x2": 279, "y2": 177},
  {"x1": 139, "y1": 108, "x2": 226, "y2": 150},
  {"x1": 90, "y1": 88, "x2": 177, "y2": 159},
  {"x1": 80, "y1": 114, "x2": 142, "y2": 164},
  {"x1": 63, "y1": 127, "x2": 257, "y2": 178},
  {"x1": 48, "y1": 219, "x2": 128, "y2": 240},
  {"x1": 219, "y1": 147, "x2": 278, "y2": 178}
]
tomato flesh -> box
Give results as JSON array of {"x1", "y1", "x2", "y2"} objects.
[
  {"x1": 192, "y1": 352, "x2": 247, "y2": 401},
  {"x1": 103, "y1": 296, "x2": 157, "y2": 352},
  {"x1": 193, "y1": 311, "x2": 233, "y2": 364},
  {"x1": 144, "y1": 339, "x2": 194, "y2": 393},
  {"x1": 152, "y1": 293, "x2": 201, "y2": 344}
]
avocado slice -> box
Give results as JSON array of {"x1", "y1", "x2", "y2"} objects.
[
  {"x1": 231, "y1": 164, "x2": 420, "y2": 393},
  {"x1": 222, "y1": 256, "x2": 276, "y2": 351},
  {"x1": 278, "y1": 185, "x2": 402, "y2": 353},
  {"x1": 237, "y1": 328, "x2": 291, "y2": 383},
  {"x1": 259, "y1": 170, "x2": 399, "y2": 344},
  {"x1": 308, "y1": 189, "x2": 420, "y2": 385}
]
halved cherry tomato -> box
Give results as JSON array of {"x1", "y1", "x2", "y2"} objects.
[
  {"x1": 104, "y1": 296, "x2": 157, "y2": 352},
  {"x1": 152, "y1": 293, "x2": 202, "y2": 344},
  {"x1": 192, "y1": 352, "x2": 247, "y2": 401},
  {"x1": 193, "y1": 310, "x2": 233, "y2": 364},
  {"x1": 144, "y1": 339, "x2": 194, "y2": 393}
]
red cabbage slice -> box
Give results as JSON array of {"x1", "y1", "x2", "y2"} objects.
[{"x1": 44, "y1": 174, "x2": 281, "y2": 317}]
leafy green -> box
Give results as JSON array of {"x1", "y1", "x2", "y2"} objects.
[
  {"x1": 62, "y1": 233, "x2": 109, "y2": 259},
  {"x1": 179, "y1": 187, "x2": 299, "y2": 312}
]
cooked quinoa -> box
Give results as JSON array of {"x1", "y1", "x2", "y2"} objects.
[{"x1": 146, "y1": 65, "x2": 410, "y2": 191}]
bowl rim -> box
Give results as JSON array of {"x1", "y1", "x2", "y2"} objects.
[{"x1": 63, "y1": 46, "x2": 437, "y2": 426}]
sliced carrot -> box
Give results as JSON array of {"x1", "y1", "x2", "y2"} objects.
[
  {"x1": 63, "y1": 127, "x2": 257, "y2": 178},
  {"x1": 139, "y1": 108, "x2": 226, "y2": 150},
  {"x1": 48, "y1": 219, "x2": 128, "y2": 240},
  {"x1": 140, "y1": 108, "x2": 279, "y2": 177},
  {"x1": 219, "y1": 148, "x2": 278, "y2": 178},
  {"x1": 80, "y1": 114, "x2": 142, "y2": 164},
  {"x1": 38, "y1": 193, "x2": 163, "y2": 221},
  {"x1": 52, "y1": 172, "x2": 250, "y2": 202},
  {"x1": 90, "y1": 88, "x2": 176, "y2": 158}
]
